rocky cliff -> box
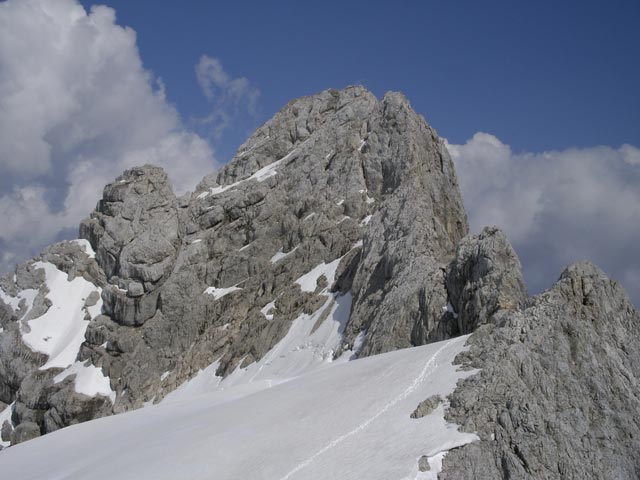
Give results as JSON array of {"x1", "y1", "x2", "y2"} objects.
[
  {"x1": 0, "y1": 86, "x2": 468, "y2": 440},
  {"x1": 441, "y1": 259, "x2": 640, "y2": 479},
  {"x1": 0, "y1": 86, "x2": 638, "y2": 479}
]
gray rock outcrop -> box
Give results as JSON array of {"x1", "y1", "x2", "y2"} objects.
[
  {"x1": 410, "y1": 394, "x2": 443, "y2": 419},
  {"x1": 440, "y1": 261, "x2": 640, "y2": 480},
  {"x1": 0, "y1": 83, "x2": 636, "y2": 479},
  {"x1": 9, "y1": 421, "x2": 40, "y2": 445},
  {"x1": 80, "y1": 165, "x2": 179, "y2": 327},
  {"x1": 71, "y1": 85, "x2": 470, "y2": 416},
  {"x1": 0, "y1": 86, "x2": 471, "y2": 438},
  {"x1": 341, "y1": 91, "x2": 468, "y2": 355},
  {"x1": 446, "y1": 226, "x2": 528, "y2": 334}
]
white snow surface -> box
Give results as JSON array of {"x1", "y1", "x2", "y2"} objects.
[
  {"x1": 270, "y1": 246, "x2": 299, "y2": 264},
  {"x1": 360, "y1": 214, "x2": 373, "y2": 226},
  {"x1": 260, "y1": 299, "x2": 277, "y2": 320},
  {"x1": 54, "y1": 361, "x2": 116, "y2": 403},
  {"x1": 238, "y1": 241, "x2": 254, "y2": 251},
  {"x1": 20, "y1": 262, "x2": 103, "y2": 370},
  {"x1": 295, "y1": 258, "x2": 342, "y2": 293},
  {"x1": 203, "y1": 285, "x2": 242, "y2": 300},
  {"x1": 70, "y1": 238, "x2": 96, "y2": 258},
  {"x1": 0, "y1": 335, "x2": 477, "y2": 480}
]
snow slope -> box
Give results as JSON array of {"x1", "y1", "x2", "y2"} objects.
[
  {"x1": 0, "y1": 335, "x2": 477, "y2": 480},
  {"x1": 21, "y1": 262, "x2": 103, "y2": 369}
]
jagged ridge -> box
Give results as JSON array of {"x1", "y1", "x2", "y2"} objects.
[
  {"x1": 0, "y1": 85, "x2": 637, "y2": 480},
  {"x1": 1, "y1": 86, "x2": 469, "y2": 441}
]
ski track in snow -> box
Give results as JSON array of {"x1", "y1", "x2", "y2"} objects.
[{"x1": 278, "y1": 337, "x2": 460, "y2": 480}]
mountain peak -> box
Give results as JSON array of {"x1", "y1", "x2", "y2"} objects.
[{"x1": 1, "y1": 88, "x2": 638, "y2": 479}]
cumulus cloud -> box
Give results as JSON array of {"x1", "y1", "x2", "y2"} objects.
[
  {"x1": 447, "y1": 133, "x2": 640, "y2": 305},
  {"x1": 195, "y1": 55, "x2": 260, "y2": 139},
  {"x1": 0, "y1": 0, "x2": 217, "y2": 270}
]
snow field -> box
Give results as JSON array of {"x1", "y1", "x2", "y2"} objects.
[{"x1": 0, "y1": 335, "x2": 478, "y2": 480}]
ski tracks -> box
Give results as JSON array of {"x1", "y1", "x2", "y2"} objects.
[{"x1": 277, "y1": 337, "x2": 464, "y2": 480}]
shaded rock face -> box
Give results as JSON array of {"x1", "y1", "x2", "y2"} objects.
[
  {"x1": 342, "y1": 92, "x2": 468, "y2": 355},
  {"x1": 440, "y1": 262, "x2": 640, "y2": 480},
  {"x1": 446, "y1": 226, "x2": 528, "y2": 334}
]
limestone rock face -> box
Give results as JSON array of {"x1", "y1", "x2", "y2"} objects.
[
  {"x1": 0, "y1": 83, "x2": 636, "y2": 474},
  {"x1": 65, "y1": 85, "x2": 469, "y2": 417},
  {"x1": 440, "y1": 262, "x2": 640, "y2": 480},
  {"x1": 446, "y1": 226, "x2": 528, "y2": 334},
  {"x1": 342, "y1": 91, "x2": 468, "y2": 356},
  {"x1": 80, "y1": 166, "x2": 179, "y2": 327},
  {"x1": 9, "y1": 421, "x2": 40, "y2": 445}
]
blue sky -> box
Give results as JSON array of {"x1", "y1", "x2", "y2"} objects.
[
  {"x1": 81, "y1": 0, "x2": 640, "y2": 161},
  {"x1": 1, "y1": 0, "x2": 638, "y2": 304}
]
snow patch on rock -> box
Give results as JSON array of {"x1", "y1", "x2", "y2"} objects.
[
  {"x1": 295, "y1": 258, "x2": 342, "y2": 293},
  {"x1": 197, "y1": 147, "x2": 299, "y2": 199},
  {"x1": 203, "y1": 286, "x2": 242, "y2": 300},
  {"x1": 70, "y1": 239, "x2": 96, "y2": 258},
  {"x1": 270, "y1": 246, "x2": 299, "y2": 264},
  {"x1": 260, "y1": 300, "x2": 277, "y2": 320},
  {"x1": 20, "y1": 261, "x2": 103, "y2": 370},
  {"x1": 54, "y1": 361, "x2": 116, "y2": 403}
]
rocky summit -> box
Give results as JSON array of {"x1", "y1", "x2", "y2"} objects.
[{"x1": 0, "y1": 86, "x2": 638, "y2": 479}]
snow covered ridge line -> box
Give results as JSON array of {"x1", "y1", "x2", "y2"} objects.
[{"x1": 0, "y1": 336, "x2": 479, "y2": 480}]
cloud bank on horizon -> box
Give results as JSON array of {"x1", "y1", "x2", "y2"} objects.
[
  {"x1": 448, "y1": 133, "x2": 640, "y2": 303},
  {"x1": 0, "y1": 0, "x2": 637, "y2": 305}
]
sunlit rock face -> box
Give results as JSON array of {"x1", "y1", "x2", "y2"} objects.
[{"x1": 1, "y1": 86, "x2": 638, "y2": 480}]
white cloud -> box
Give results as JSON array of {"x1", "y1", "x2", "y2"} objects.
[
  {"x1": 0, "y1": 185, "x2": 61, "y2": 261},
  {"x1": 447, "y1": 133, "x2": 640, "y2": 305},
  {"x1": 0, "y1": 0, "x2": 217, "y2": 270},
  {"x1": 195, "y1": 55, "x2": 260, "y2": 138},
  {"x1": 620, "y1": 144, "x2": 640, "y2": 166}
]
